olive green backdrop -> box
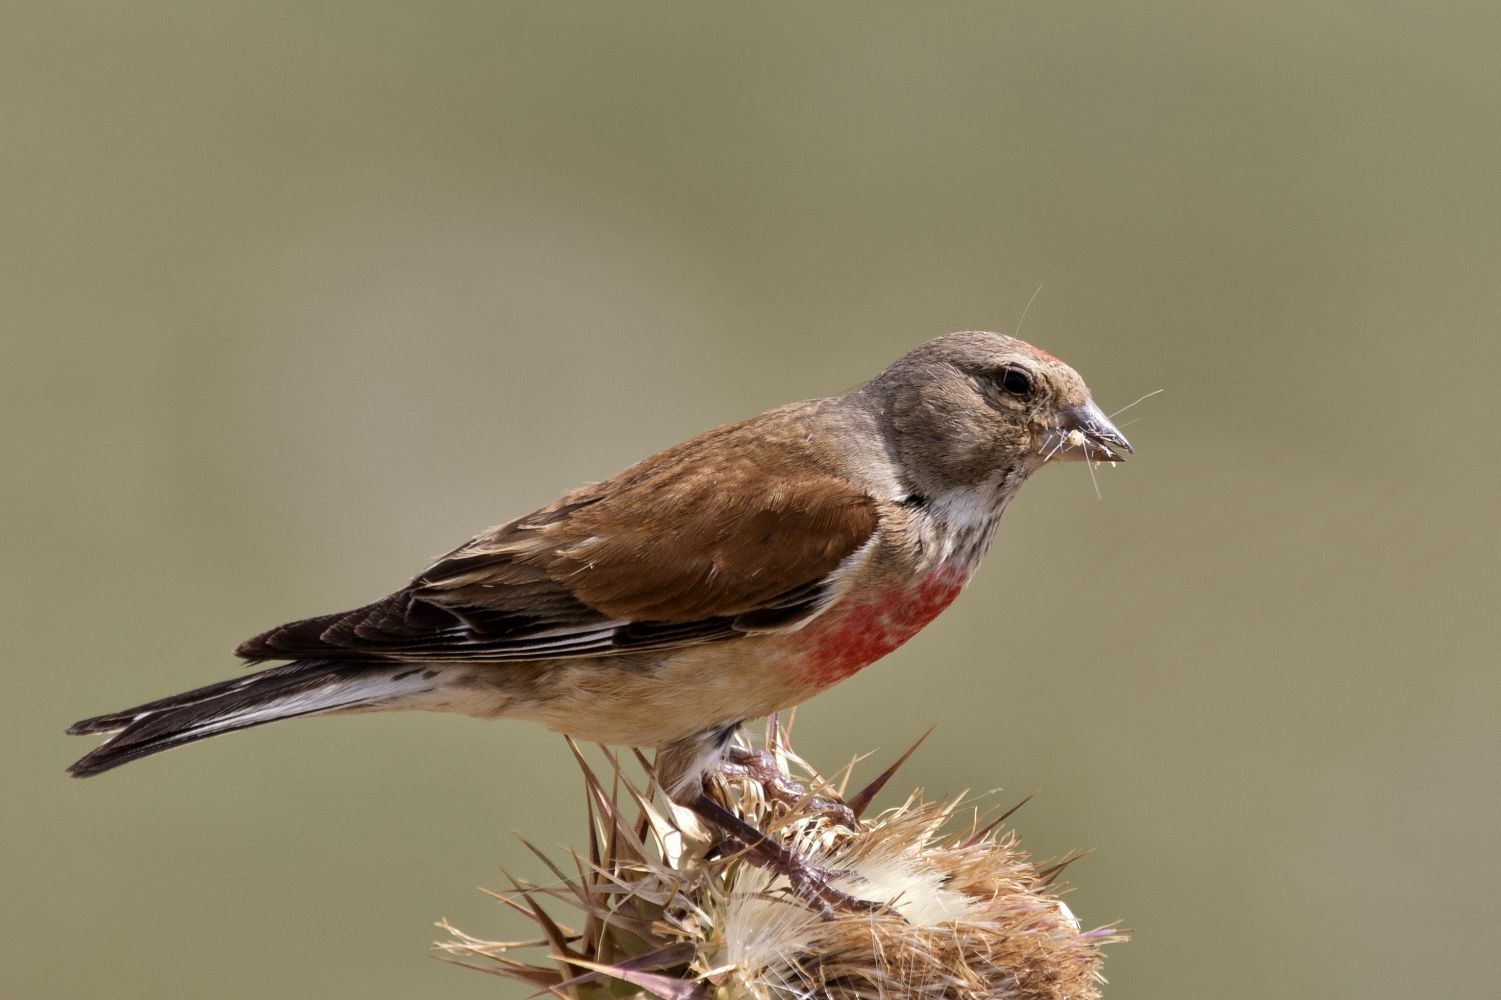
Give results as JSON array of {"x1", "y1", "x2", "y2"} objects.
[{"x1": 5, "y1": 3, "x2": 1497, "y2": 999}]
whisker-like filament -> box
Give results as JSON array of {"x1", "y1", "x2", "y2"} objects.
[
  {"x1": 1013, "y1": 281, "x2": 1045, "y2": 339},
  {"x1": 1107, "y1": 387, "x2": 1164, "y2": 420}
]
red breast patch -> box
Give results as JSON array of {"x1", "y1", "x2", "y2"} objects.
[{"x1": 797, "y1": 566, "x2": 968, "y2": 687}]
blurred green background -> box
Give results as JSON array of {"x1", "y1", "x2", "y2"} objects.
[{"x1": 5, "y1": 3, "x2": 1498, "y2": 998}]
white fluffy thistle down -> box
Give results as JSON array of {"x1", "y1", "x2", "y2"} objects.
[{"x1": 438, "y1": 719, "x2": 1123, "y2": 999}]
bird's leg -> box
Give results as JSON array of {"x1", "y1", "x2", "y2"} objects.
[
  {"x1": 689, "y1": 792, "x2": 877, "y2": 914},
  {"x1": 660, "y1": 726, "x2": 873, "y2": 912},
  {"x1": 719, "y1": 744, "x2": 857, "y2": 830}
]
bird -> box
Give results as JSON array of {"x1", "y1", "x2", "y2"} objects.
[{"x1": 67, "y1": 331, "x2": 1132, "y2": 802}]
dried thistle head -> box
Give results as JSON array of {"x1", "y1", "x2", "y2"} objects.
[{"x1": 438, "y1": 719, "x2": 1123, "y2": 999}]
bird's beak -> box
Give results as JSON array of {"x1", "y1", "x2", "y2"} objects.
[{"x1": 1039, "y1": 398, "x2": 1134, "y2": 463}]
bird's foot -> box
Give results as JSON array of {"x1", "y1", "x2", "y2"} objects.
[
  {"x1": 691, "y1": 793, "x2": 878, "y2": 915},
  {"x1": 771, "y1": 847, "x2": 880, "y2": 916},
  {"x1": 720, "y1": 745, "x2": 858, "y2": 830}
]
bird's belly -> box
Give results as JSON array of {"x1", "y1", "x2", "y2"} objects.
[{"x1": 512, "y1": 640, "x2": 816, "y2": 747}]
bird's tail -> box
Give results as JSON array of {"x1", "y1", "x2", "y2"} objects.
[{"x1": 66, "y1": 660, "x2": 443, "y2": 778}]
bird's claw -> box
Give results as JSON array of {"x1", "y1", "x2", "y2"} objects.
[
  {"x1": 779, "y1": 856, "x2": 883, "y2": 915},
  {"x1": 720, "y1": 745, "x2": 859, "y2": 830}
]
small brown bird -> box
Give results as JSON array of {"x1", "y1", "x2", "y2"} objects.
[{"x1": 68, "y1": 331, "x2": 1131, "y2": 798}]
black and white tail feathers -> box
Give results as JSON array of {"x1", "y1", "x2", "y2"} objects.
[{"x1": 66, "y1": 661, "x2": 442, "y2": 778}]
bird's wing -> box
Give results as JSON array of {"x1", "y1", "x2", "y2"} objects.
[{"x1": 235, "y1": 414, "x2": 880, "y2": 663}]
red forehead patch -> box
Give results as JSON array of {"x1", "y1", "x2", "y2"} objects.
[{"x1": 1022, "y1": 341, "x2": 1060, "y2": 363}]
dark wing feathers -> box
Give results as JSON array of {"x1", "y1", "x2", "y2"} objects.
[{"x1": 236, "y1": 410, "x2": 879, "y2": 665}]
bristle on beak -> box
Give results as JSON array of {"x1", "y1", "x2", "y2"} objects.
[{"x1": 1040, "y1": 399, "x2": 1134, "y2": 463}]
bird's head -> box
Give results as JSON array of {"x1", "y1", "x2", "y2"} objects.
[{"x1": 860, "y1": 330, "x2": 1132, "y2": 503}]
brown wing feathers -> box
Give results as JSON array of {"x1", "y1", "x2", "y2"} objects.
[{"x1": 236, "y1": 413, "x2": 879, "y2": 665}]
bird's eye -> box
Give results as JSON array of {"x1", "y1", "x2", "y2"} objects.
[{"x1": 996, "y1": 365, "x2": 1035, "y2": 398}]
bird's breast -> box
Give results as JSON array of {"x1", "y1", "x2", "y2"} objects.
[{"x1": 790, "y1": 563, "x2": 970, "y2": 689}]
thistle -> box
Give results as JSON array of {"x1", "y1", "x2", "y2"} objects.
[{"x1": 438, "y1": 718, "x2": 1123, "y2": 999}]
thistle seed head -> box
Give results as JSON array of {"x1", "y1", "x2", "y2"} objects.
[{"x1": 438, "y1": 720, "x2": 1123, "y2": 999}]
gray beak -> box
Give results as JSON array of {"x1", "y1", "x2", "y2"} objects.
[{"x1": 1040, "y1": 398, "x2": 1134, "y2": 463}]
